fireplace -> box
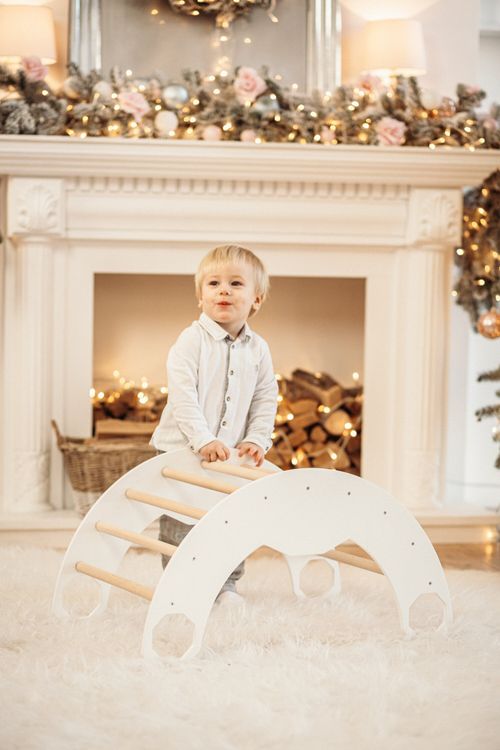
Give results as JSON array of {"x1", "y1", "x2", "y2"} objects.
[{"x1": 1, "y1": 135, "x2": 498, "y2": 517}]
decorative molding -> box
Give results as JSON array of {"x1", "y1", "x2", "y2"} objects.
[
  {"x1": 7, "y1": 178, "x2": 65, "y2": 238},
  {"x1": 306, "y1": 0, "x2": 342, "y2": 93},
  {"x1": 407, "y1": 188, "x2": 462, "y2": 248},
  {"x1": 68, "y1": 0, "x2": 102, "y2": 74},
  {"x1": 66, "y1": 175, "x2": 409, "y2": 200},
  {"x1": 0, "y1": 137, "x2": 498, "y2": 189}
]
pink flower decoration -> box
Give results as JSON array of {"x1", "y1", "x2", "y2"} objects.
[
  {"x1": 240, "y1": 128, "x2": 258, "y2": 142},
  {"x1": 357, "y1": 73, "x2": 385, "y2": 96},
  {"x1": 233, "y1": 67, "x2": 267, "y2": 105},
  {"x1": 22, "y1": 56, "x2": 48, "y2": 82},
  {"x1": 375, "y1": 116, "x2": 406, "y2": 146},
  {"x1": 465, "y1": 85, "x2": 481, "y2": 95},
  {"x1": 118, "y1": 91, "x2": 150, "y2": 121},
  {"x1": 320, "y1": 126, "x2": 336, "y2": 144},
  {"x1": 202, "y1": 125, "x2": 223, "y2": 141}
]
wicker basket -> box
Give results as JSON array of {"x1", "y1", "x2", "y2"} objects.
[{"x1": 52, "y1": 420, "x2": 156, "y2": 516}]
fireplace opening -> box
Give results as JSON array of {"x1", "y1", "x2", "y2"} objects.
[{"x1": 93, "y1": 273, "x2": 365, "y2": 474}]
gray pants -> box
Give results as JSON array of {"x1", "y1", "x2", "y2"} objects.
[{"x1": 159, "y1": 514, "x2": 245, "y2": 589}]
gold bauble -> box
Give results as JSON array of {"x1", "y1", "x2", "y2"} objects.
[{"x1": 477, "y1": 308, "x2": 500, "y2": 339}]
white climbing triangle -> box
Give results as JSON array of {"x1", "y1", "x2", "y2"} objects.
[{"x1": 53, "y1": 447, "x2": 453, "y2": 658}]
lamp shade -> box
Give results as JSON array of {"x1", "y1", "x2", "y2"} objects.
[
  {"x1": 0, "y1": 5, "x2": 56, "y2": 64},
  {"x1": 360, "y1": 19, "x2": 427, "y2": 77}
]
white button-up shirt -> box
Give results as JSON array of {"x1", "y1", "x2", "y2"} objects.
[{"x1": 151, "y1": 313, "x2": 278, "y2": 454}]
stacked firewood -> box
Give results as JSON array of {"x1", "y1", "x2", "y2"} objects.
[
  {"x1": 90, "y1": 369, "x2": 363, "y2": 474},
  {"x1": 267, "y1": 369, "x2": 363, "y2": 474},
  {"x1": 92, "y1": 385, "x2": 167, "y2": 428}
]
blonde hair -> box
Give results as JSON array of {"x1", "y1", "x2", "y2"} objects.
[{"x1": 195, "y1": 245, "x2": 270, "y2": 305}]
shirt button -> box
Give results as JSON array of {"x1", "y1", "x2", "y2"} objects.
[
  {"x1": 231, "y1": 344, "x2": 235, "y2": 349},
  {"x1": 226, "y1": 396, "x2": 231, "y2": 401},
  {"x1": 222, "y1": 420, "x2": 227, "y2": 426},
  {"x1": 229, "y1": 370, "x2": 234, "y2": 376}
]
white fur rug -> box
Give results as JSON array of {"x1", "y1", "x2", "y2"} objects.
[{"x1": 1, "y1": 545, "x2": 500, "y2": 750}]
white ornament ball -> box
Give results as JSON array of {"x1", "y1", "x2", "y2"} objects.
[
  {"x1": 202, "y1": 125, "x2": 223, "y2": 141},
  {"x1": 251, "y1": 96, "x2": 280, "y2": 115},
  {"x1": 93, "y1": 80, "x2": 113, "y2": 100},
  {"x1": 154, "y1": 110, "x2": 179, "y2": 137},
  {"x1": 161, "y1": 84, "x2": 189, "y2": 109},
  {"x1": 420, "y1": 89, "x2": 442, "y2": 110},
  {"x1": 62, "y1": 76, "x2": 81, "y2": 100},
  {"x1": 240, "y1": 128, "x2": 258, "y2": 142}
]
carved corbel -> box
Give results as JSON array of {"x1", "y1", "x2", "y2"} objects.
[
  {"x1": 7, "y1": 178, "x2": 65, "y2": 239},
  {"x1": 406, "y1": 188, "x2": 462, "y2": 251}
]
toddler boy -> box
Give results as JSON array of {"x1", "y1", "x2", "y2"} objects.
[{"x1": 151, "y1": 244, "x2": 278, "y2": 603}]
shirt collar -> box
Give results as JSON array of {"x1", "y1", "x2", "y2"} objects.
[{"x1": 199, "y1": 312, "x2": 253, "y2": 342}]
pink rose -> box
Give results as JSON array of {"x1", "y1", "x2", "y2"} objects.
[
  {"x1": 202, "y1": 125, "x2": 222, "y2": 141},
  {"x1": 320, "y1": 126, "x2": 336, "y2": 144},
  {"x1": 240, "y1": 128, "x2": 258, "y2": 142},
  {"x1": 233, "y1": 67, "x2": 266, "y2": 104},
  {"x1": 357, "y1": 73, "x2": 385, "y2": 96},
  {"x1": 22, "y1": 56, "x2": 48, "y2": 82},
  {"x1": 118, "y1": 91, "x2": 150, "y2": 121},
  {"x1": 375, "y1": 116, "x2": 406, "y2": 146}
]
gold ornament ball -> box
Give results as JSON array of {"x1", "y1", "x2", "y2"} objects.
[{"x1": 476, "y1": 307, "x2": 500, "y2": 339}]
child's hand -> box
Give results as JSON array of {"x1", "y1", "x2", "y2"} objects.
[
  {"x1": 199, "y1": 440, "x2": 230, "y2": 462},
  {"x1": 237, "y1": 442, "x2": 265, "y2": 467}
]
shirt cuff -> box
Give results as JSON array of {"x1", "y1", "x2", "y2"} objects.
[
  {"x1": 190, "y1": 431, "x2": 218, "y2": 453},
  {"x1": 241, "y1": 435, "x2": 273, "y2": 453}
]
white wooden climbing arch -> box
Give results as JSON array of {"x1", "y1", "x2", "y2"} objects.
[{"x1": 53, "y1": 447, "x2": 453, "y2": 658}]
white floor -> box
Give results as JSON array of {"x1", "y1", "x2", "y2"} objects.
[{"x1": 1, "y1": 546, "x2": 500, "y2": 750}]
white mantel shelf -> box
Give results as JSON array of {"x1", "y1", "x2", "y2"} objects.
[{"x1": 0, "y1": 135, "x2": 499, "y2": 186}]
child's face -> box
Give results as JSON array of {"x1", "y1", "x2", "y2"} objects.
[{"x1": 199, "y1": 261, "x2": 262, "y2": 338}]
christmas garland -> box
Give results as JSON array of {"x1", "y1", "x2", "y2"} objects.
[
  {"x1": 453, "y1": 169, "x2": 500, "y2": 339},
  {"x1": 1, "y1": 58, "x2": 499, "y2": 148}
]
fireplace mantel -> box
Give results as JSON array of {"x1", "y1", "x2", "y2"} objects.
[
  {"x1": 1, "y1": 136, "x2": 498, "y2": 520},
  {"x1": 0, "y1": 135, "x2": 498, "y2": 186}
]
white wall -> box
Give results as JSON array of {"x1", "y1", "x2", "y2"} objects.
[{"x1": 341, "y1": 0, "x2": 481, "y2": 96}]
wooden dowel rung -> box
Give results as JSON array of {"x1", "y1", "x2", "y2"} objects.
[
  {"x1": 95, "y1": 521, "x2": 177, "y2": 557},
  {"x1": 125, "y1": 488, "x2": 205, "y2": 520},
  {"x1": 75, "y1": 561, "x2": 154, "y2": 601},
  {"x1": 161, "y1": 467, "x2": 237, "y2": 494},
  {"x1": 200, "y1": 460, "x2": 272, "y2": 481},
  {"x1": 323, "y1": 549, "x2": 382, "y2": 575}
]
